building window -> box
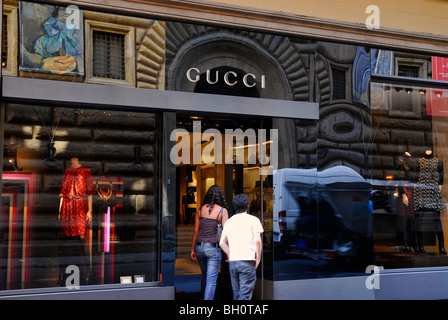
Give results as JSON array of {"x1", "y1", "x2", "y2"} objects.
[
  {"x1": 373, "y1": 83, "x2": 424, "y2": 119},
  {"x1": 2, "y1": 6, "x2": 18, "y2": 76},
  {"x1": 387, "y1": 57, "x2": 429, "y2": 118},
  {"x1": 85, "y1": 20, "x2": 135, "y2": 87},
  {"x1": 371, "y1": 56, "x2": 429, "y2": 117},
  {"x1": 93, "y1": 31, "x2": 126, "y2": 80},
  {"x1": 398, "y1": 65, "x2": 420, "y2": 78},
  {"x1": 329, "y1": 64, "x2": 351, "y2": 103},
  {"x1": 389, "y1": 85, "x2": 422, "y2": 117},
  {"x1": 2, "y1": 14, "x2": 8, "y2": 68},
  {"x1": 394, "y1": 56, "x2": 428, "y2": 79},
  {"x1": 331, "y1": 67, "x2": 346, "y2": 100}
]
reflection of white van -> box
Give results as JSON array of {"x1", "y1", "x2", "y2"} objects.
[
  {"x1": 273, "y1": 168, "x2": 317, "y2": 243},
  {"x1": 273, "y1": 166, "x2": 371, "y2": 259}
]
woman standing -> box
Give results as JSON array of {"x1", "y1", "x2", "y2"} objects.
[{"x1": 191, "y1": 185, "x2": 229, "y2": 300}]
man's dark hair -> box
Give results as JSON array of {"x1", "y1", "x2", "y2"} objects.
[{"x1": 233, "y1": 194, "x2": 249, "y2": 214}]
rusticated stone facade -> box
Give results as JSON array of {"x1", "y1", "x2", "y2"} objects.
[{"x1": 165, "y1": 22, "x2": 372, "y2": 177}]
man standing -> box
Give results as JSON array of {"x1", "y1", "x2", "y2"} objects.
[{"x1": 219, "y1": 194, "x2": 263, "y2": 300}]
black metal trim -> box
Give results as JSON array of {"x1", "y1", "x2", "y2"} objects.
[{"x1": 371, "y1": 74, "x2": 448, "y2": 90}]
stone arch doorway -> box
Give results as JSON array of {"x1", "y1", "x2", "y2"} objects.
[
  {"x1": 165, "y1": 27, "x2": 293, "y2": 101},
  {"x1": 165, "y1": 24, "x2": 304, "y2": 169},
  {"x1": 167, "y1": 23, "x2": 307, "y2": 300}
]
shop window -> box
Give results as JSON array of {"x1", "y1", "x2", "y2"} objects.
[
  {"x1": 1, "y1": 6, "x2": 18, "y2": 77},
  {"x1": 1, "y1": 104, "x2": 159, "y2": 290},
  {"x1": 371, "y1": 79, "x2": 448, "y2": 271},
  {"x1": 85, "y1": 20, "x2": 135, "y2": 87}
]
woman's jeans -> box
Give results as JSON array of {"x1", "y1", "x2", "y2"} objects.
[
  {"x1": 195, "y1": 242, "x2": 222, "y2": 300},
  {"x1": 229, "y1": 260, "x2": 256, "y2": 300}
]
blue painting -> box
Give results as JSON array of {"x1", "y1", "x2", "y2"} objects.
[
  {"x1": 20, "y1": 2, "x2": 84, "y2": 76},
  {"x1": 371, "y1": 48, "x2": 394, "y2": 76},
  {"x1": 352, "y1": 47, "x2": 371, "y2": 108}
]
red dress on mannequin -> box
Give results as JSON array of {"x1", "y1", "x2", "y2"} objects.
[{"x1": 59, "y1": 165, "x2": 94, "y2": 236}]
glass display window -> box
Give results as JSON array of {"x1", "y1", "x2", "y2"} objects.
[
  {"x1": 371, "y1": 81, "x2": 448, "y2": 269},
  {"x1": 1, "y1": 103, "x2": 161, "y2": 290}
]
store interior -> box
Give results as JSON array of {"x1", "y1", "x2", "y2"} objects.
[{"x1": 173, "y1": 114, "x2": 274, "y2": 297}]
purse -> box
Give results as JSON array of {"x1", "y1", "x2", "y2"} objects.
[
  {"x1": 94, "y1": 177, "x2": 118, "y2": 208},
  {"x1": 216, "y1": 207, "x2": 224, "y2": 243}
]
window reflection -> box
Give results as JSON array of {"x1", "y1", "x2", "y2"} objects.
[
  {"x1": 273, "y1": 166, "x2": 372, "y2": 279},
  {"x1": 1, "y1": 104, "x2": 160, "y2": 290},
  {"x1": 371, "y1": 82, "x2": 448, "y2": 268}
]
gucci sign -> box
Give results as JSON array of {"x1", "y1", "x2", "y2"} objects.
[{"x1": 186, "y1": 68, "x2": 266, "y2": 89}]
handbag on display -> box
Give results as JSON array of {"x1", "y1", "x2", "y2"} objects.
[{"x1": 94, "y1": 177, "x2": 118, "y2": 208}]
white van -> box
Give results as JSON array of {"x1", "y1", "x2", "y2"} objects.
[
  {"x1": 273, "y1": 168, "x2": 317, "y2": 243},
  {"x1": 273, "y1": 166, "x2": 371, "y2": 260}
]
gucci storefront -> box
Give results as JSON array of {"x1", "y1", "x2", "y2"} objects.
[{"x1": 1, "y1": 0, "x2": 448, "y2": 300}]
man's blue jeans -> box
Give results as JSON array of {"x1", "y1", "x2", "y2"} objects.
[
  {"x1": 229, "y1": 260, "x2": 256, "y2": 300},
  {"x1": 195, "y1": 242, "x2": 222, "y2": 300}
]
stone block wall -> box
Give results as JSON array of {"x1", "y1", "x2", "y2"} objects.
[{"x1": 371, "y1": 112, "x2": 433, "y2": 181}]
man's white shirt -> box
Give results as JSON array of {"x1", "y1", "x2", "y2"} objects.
[{"x1": 221, "y1": 212, "x2": 263, "y2": 261}]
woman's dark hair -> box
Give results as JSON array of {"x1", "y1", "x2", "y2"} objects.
[
  {"x1": 201, "y1": 185, "x2": 228, "y2": 214},
  {"x1": 233, "y1": 194, "x2": 249, "y2": 214}
]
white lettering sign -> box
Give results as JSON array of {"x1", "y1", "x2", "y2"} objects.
[{"x1": 186, "y1": 68, "x2": 266, "y2": 89}]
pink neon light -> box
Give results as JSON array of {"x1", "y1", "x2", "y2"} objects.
[
  {"x1": 4, "y1": 191, "x2": 17, "y2": 289},
  {"x1": 104, "y1": 207, "x2": 110, "y2": 252},
  {"x1": 2, "y1": 173, "x2": 36, "y2": 289}
]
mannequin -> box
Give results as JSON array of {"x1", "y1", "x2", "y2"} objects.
[
  {"x1": 413, "y1": 149, "x2": 446, "y2": 254},
  {"x1": 58, "y1": 157, "x2": 94, "y2": 284},
  {"x1": 395, "y1": 152, "x2": 417, "y2": 253}
]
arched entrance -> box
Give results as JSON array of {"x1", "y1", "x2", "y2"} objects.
[
  {"x1": 167, "y1": 24, "x2": 299, "y2": 300},
  {"x1": 165, "y1": 26, "x2": 294, "y2": 99}
]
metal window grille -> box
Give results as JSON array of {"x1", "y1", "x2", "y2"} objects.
[
  {"x1": 332, "y1": 67, "x2": 346, "y2": 100},
  {"x1": 398, "y1": 65, "x2": 420, "y2": 78},
  {"x1": 2, "y1": 15, "x2": 8, "y2": 68},
  {"x1": 93, "y1": 30, "x2": 125, "y2": 80}
]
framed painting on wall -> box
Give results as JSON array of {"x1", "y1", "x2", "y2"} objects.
[{"x1": 19, "y1": 2, "x2": 84, "y2": 76}]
